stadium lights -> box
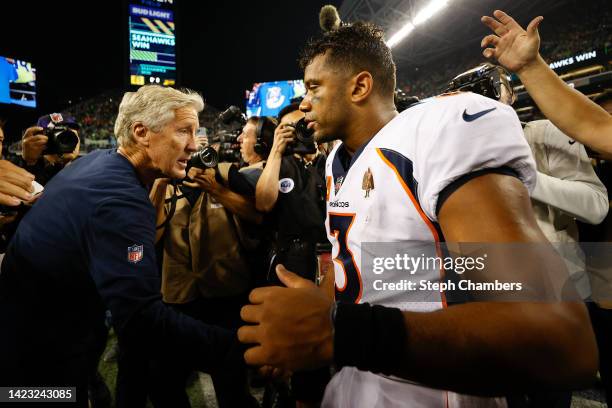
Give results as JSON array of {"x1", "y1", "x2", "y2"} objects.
[
  {"x1": 386, "y1": 23, "x2": 415, "y2": 48},
  {"x1": 386, "y1": 0, "x2": 449, "y2": 48}
]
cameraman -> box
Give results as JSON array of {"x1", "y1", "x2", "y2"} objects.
[
  {"x1": 255, "y1": 103, "x2": 329, "y2": 406},
  {"x1": 256, "y1": 103, "x2": 327, "y2": 281},
  {"x1": 17, "y1": 113, "x2": 81, "y2": 186},
  {"x1": 227, "y1": 116, "x2": 275, "y2": 196},
  {"x1": 1, "y1": 114, "x2": 79, "y2": 246},
  {"x1": 146, "y1": 135, "x2": 260, "y2": 407}
]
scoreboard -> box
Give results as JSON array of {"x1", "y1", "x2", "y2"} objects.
[{"x1": 128, "y1": 0, "x2": 176, "y2": 87}]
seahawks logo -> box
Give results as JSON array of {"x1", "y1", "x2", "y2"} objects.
[{"x1": 279, "y1": 178, "x2": 295, "y2": 193}]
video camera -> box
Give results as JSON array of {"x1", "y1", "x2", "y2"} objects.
[
  {"x1": 43, "y1": 125, "x2": 79, "y2": 155},
  {"x1": 208, "y1": 105, "x2": 244, "y2": 163},
  {"x1": 188, "y1": 146, "x2": 219, "y2": 169},
  {"x1": 36, "y1": 113, "x2": 80, "y2": 156},
  {"x1": 446, "y1": 63, "x2": 514, "y2": 103}
]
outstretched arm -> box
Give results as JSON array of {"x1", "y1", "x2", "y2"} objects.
[
  {"x1": 481, "y1": 10, "x2": 612, "y2": 158},
  {"x1": 189, "y1": 168, "x2": 263, "y2": 224}
]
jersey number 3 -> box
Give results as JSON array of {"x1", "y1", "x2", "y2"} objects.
[{"x1": 329, "y1": 213, "x2": 362, "y2": 303}]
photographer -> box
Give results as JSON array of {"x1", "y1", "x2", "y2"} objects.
[
  {"x1": 256, "y1": 103, "x2": 327, "y2": 281},
  {"x1": 255, "y1": 103, "x2": 329, "y2": 406},
  {"x1": 229, "y1": 115, "x2": 276, "y2": 195},
  {"x1": 147, "y1": 135, "x2": 261, "y2": 407},
  {"x1": 17, "y1": 113, "x2": 81, "y2": 186}
]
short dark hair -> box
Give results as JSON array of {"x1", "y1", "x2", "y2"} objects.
[
  {"x1": 299, "y1": 21, "x2": 396, "y2": 97},
  {"x1": 277, "y1": 103, "x2": 301, "y2": 122}
]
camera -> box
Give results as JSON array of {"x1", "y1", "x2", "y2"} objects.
[
  {"x1": 188, "y1": 146, "x2": 219, "y2": 169},
  {"x1": 285, "y1": 117, "x2": 316, "y2": 156},
  {"x1": 394, "y1": 89, "x2": 420, "y2": 113},
  {"x1": 43, "y1": 125, "x2": 79, "y2": 155},
  {"x1": 446, "y1": 63, "x2": 514, "y2": 102},
  {"x1": 217, "y1": 105, "x2": 246, "y2": 126},
  {"x1": 208, "y1": 106, "x2": 244, "y2": 163}
]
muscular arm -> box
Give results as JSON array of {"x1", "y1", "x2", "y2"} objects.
[
  {"x1": 392, "y1": 174, "x2": 598, "y2": 393},
  {"x1": 239, "y1": 173, "x2": 598, "y2": 394}
]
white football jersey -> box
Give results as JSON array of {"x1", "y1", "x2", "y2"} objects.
[{"x1": 322, "y1": 92, "x2": 537, "y2": 408}]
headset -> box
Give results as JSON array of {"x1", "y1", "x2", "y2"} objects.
[{"x1": 253, "y1": 116, "x2": 278, "y2": 157}]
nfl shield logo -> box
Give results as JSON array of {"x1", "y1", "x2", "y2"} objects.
[
  {"x1": 127, "y1": 244, "x2": 144, "y2": 264},
  {"x1": 50, "y1": 113, "x2": 64, "y2": 124}
]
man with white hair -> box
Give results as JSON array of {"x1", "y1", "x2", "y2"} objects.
[{"x1": 0, "y1": 85, "x2": 249, "y2": 407}]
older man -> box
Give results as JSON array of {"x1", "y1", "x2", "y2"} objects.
[{"x1": 0, "y1": 86, "x2": 246, "y2": 407}]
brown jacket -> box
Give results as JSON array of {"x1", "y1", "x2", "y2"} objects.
[{"x1": 161, "y1": 186, "x2": 250, "y2": 303}]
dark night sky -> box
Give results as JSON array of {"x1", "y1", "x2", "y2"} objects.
[{"x1": 0, "y1": 0, "x2": 342, "y2": 137}]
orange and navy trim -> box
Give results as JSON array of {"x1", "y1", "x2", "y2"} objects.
[{"x1": 376, "y1": 147, "x2": 448, "y2": 308}]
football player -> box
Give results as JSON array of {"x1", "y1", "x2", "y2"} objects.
[{"x1": 238, "y1": 21, "x2": 597, "y2": 407}]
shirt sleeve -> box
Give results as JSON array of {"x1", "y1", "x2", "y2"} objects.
[
  {"x1": 414, "y1": 93, "x2": 537, "y2": 222},
  {"x1": 85, "y1": 197, "x2": 236, "y2": 370},
  {"x1": 526, "y1": 120, "x2": 609, "y2": 224},
  {"x1": 230, "y1": 166, "x2": 262, "y2": 196}
]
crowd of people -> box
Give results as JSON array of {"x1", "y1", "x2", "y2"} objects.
[{"x1": 0, "y1": 5, "x2": 611, "y2": 408}]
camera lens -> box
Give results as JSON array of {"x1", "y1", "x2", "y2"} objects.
[
  {"x1": 294, "y1": 118, "x2": 314, "y2": 142},
  {"x1": 55, "y1": 129, "x2": 79, "y2": 153},
  {"x1": 188, "y1": 146, "x2": 219, "y2": 169}
]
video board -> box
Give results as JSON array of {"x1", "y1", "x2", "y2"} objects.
[
  {"x1": 0, "y1": 56, "x2": 36, "y2": 108},
  {"x1": 246, "y1": 80, "x2": 306, "y2": 118},
  {"x1": 128, "y1": 0, "x2": 176, "y2": 87}
]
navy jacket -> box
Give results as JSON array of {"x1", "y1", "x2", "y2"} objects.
[{"x1": 0, "y1": 150, "x2": 236, "y2": 385}]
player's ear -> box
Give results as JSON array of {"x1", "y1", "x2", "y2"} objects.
[
  {"x1": 350, "y1": 71, "x2": 374, "y2": 103},
  {"x1": 132, "y1": 122, "x2": 150, "y2": 147}
]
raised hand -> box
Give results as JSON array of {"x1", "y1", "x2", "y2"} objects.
[
  {"x1": 21, "y1": 126, "x2": 48, "y2": 165},
  {"x1": 481, "y1": 10, "x2": 544, "y2": 74},
  {"x1": 271, "y1": 123, "x2": 296, "y2": 156}
]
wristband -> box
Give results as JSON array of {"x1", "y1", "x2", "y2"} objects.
[{"x1": 333, "y1": 302, "x2": 407, "y2": 375}]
